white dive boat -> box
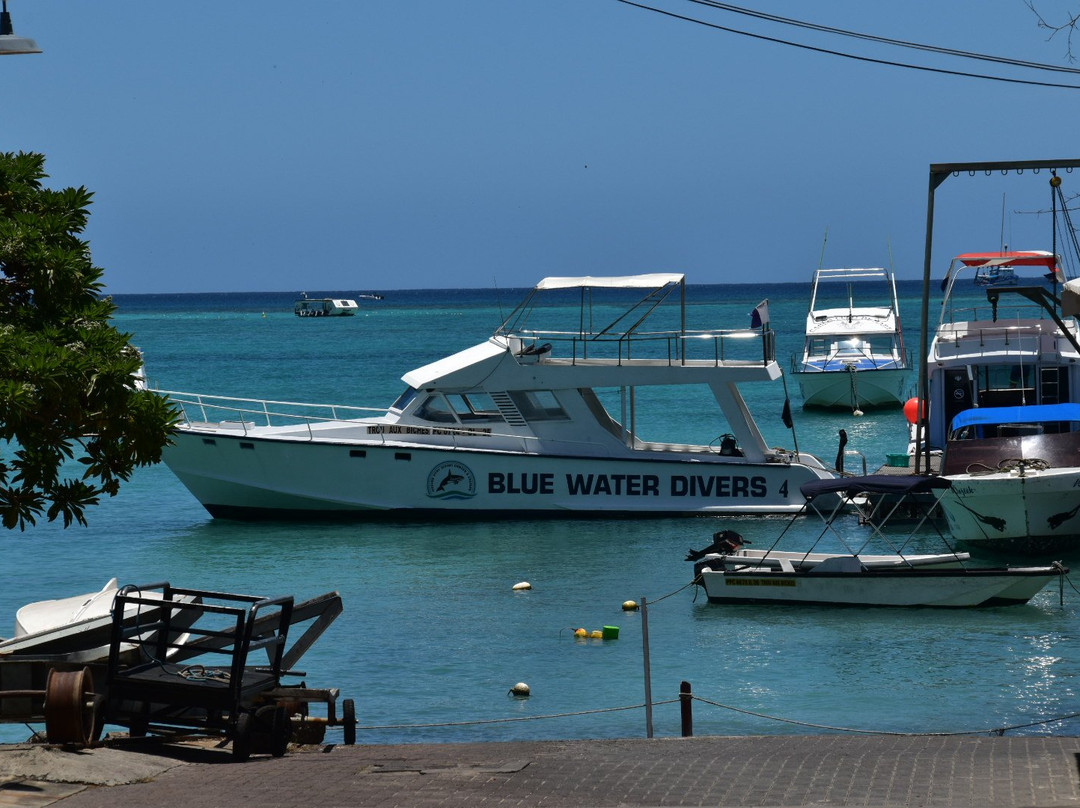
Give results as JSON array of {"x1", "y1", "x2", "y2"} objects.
[
  {"x1": 690, "y1": 475, "x2": 1066, "y2": 607},
  {"x1": 937, "y1": 403, "x2": 1080, "y2": 553},
  {"x1": 922, "y1": 251, "x2": 1080, "y2": 451},
  {"x1": 791, "y1": 268, "x2": 911, "y2": 411},
  {"x1": 157, "y1": 274, "x2": 840, "y2": 519},
  {"x1": 294, "y1": 294, "x2": 359, "y2": 317}
]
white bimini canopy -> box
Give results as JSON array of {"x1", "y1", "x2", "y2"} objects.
[{"x1": 534, "y1": 273, "x2": 684, "y2": 291}]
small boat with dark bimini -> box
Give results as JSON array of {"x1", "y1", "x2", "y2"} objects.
[{"x1": 690, "y1": 475, "x2": 1066, "y2": 607}]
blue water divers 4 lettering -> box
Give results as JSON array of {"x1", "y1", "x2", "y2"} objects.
[
  {"x1": 426, "y1": 462, "x2": 477, "y2": 500},
  {"x1": 484, "y1": 471, "x2": 767, "y2": 498}
]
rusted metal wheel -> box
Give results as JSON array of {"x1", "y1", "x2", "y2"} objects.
[{"x1": 44, "y1": 667, "x2": 96, "y2": 748}]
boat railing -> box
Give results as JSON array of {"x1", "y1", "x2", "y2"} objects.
[
  {"x1": 506, "y1": 326, "x2": 774, "y2": 366},
  {"x1": 158, "y1": 390, "x2": 390, "y2": 433},
  {"x1": 940, "y1": 301, "x2": 1071, "y2": 329},
  {"x1": 158, "y1": 389, "x2": 603, "y2": 453},
  {"x1": 935, "y1": 319, "x2": 1076, "y2": 354}
]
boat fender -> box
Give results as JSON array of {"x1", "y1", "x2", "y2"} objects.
[{"x1": 904, "y1": 398, "x2": 924, "y2": 424}]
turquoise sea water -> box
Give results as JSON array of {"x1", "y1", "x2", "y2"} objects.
[{"x1": 2, "y1": 281, "x2": 1078, "y2": 744}]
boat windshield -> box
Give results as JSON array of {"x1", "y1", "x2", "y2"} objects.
[{"x1": 391, "y1": 387, "x2": 418, "y2": 412}]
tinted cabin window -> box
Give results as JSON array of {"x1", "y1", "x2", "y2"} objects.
[
  {"x1": 391, "y1": 387, "x2": 418, "y2": 412},
  {"x1": 447, "y1": 393, "x2": 504, "y2": 423},
  {"x1": 509, "y1": 390, "x2": 569, "y2": 421},
  {"x1": 415, "y1": 395, "x2": 457, "y2": 423}
]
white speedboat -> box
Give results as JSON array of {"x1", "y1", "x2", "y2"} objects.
[
  {"x1": 691, "y1": 475, "x2": 1066, "y2": 607},
  {"x1": 294, "y1": 294, "x2": 359, "y2": 317},
  {"x1": 157, "y1": 274, "x2": 839, "y2": 519},
  {"x1": 0, "y1": 579, "x2": 201, "y2": 662},
  {"x1": 938, "y1": 403, "x2": 1080, "y2": 553},
  {"x1": 792, "y1": 268, "x2": 911, "y2": 411},
  {"x1": 922, "y1": 250, "x2": 1080, "y2": 451}
]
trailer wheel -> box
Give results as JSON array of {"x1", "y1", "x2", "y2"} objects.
[
  {"x1": 44, "y1": 667, "x2": 96, "y2": 748},
  {"x1": 342, "y1": 698, "x2": 356, "y2": 746},
  {"x1": 269, "y1": 705, "x2": 291, "y2": 757},
  {"x1": 232, "y1": 712, "x2": 253, "y2": 762}
]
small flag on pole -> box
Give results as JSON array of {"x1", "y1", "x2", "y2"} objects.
[
  {"x1": 750, "y1": 300, "x2": 769, "y2": 329},
  {"x1": 781, "y1": 398, "x2": 793, "y2": 428}
]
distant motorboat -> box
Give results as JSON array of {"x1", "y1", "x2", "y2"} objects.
[
  {"x1": 792, "y1": 267, "x2": 911, "y2": 411},
  {"x1": 294, "y1": 293, "x2": 359, "y2": 317}
]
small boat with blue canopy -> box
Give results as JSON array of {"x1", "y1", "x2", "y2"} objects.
[{"x1": 938, "y1": 403, "x2": 1080, "y2": 553}]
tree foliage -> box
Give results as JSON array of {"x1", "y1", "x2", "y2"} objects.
[{"x1": 0, "y1": 151, "x2": 178, "y2": 530}]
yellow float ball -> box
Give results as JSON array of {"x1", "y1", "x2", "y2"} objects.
[
  {"x1": 622, "y1": 600, "x2": 639, "y2": 611},
  {"x1": 590, "y1": 630, "x2": 603, "y2": 639},
  {"x1": 574, "y1": 628, "x2": 587, "y2": 638}
]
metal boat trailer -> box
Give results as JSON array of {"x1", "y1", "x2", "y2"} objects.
[{"x1": 0, "y1": 584, "x2": 353, "y2": 759}]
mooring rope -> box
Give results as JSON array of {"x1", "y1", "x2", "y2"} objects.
[
  {"x1": 689, "y1": 692, "x2": 1080, "y2": 737},
  {"x1": 352, "y1": 700, "x2": 679, "y2": 730}
]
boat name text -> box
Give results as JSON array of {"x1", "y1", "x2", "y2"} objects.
[
  {"x1": 367, "y1": 425, "x2": 492, "y2": 437},
  {"x1": 487, "y1": 472, "x2": 768, "y2": 498}
]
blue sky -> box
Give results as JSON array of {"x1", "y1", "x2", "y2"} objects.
[{"x1": 5, "y1": 1, "x2": 1080, "y2": 293}]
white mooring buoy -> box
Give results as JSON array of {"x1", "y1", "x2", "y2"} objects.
[
  {"x1": 509, "y1": 682, "x2": 531, "y2": 697},
  {"x1": 512, "y1": 581, "x2": 532, "y2": 591}
]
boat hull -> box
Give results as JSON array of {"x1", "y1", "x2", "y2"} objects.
[
  {"x1": 794, "y1": 368, "x2": 910, "y2": 409},
  {"x1": 163, "y1": 429, "x2": 830, "y2": 519},
  {"x1": 939, "y1": 468, "x2": 1080, "y2": 553},
  {"x1": 697, "y1": 566, "x2": 1061, "y2": 607}
]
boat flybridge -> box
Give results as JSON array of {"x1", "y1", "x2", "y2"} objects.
[
  {"x1": 924, "y1": 251, "x2": 1080, "y2": 451},
  {"x1": 158, "y1": 273, "x2": 837, "y2": 519}
]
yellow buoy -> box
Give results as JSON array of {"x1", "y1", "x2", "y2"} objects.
[
  {"x1": 590, "y1": 630, "x2": 603, "y2": 639},
  {"x1": 509, "y1": 682, "x2": 530, "y2": 697},
  {"x1": 512, "y1": 581, "x2": 532, "y2": 591},
  {"x1": 574, "y1": 628, "x2": 587, "y2": 638},
  {"x1": 622, "y1": 600, "x2": 639, "y2": 611}
]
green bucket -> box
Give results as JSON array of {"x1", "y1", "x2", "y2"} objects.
[{"x1": 602, "y1": 625, "x2": 620, "y2": 640}]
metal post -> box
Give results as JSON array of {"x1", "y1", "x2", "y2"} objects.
[
  {"x1": 680, "y1": 681, "x2": 693, "y2": 737},
  {"x1": 641, "y1": 596, "x2": 653, "y2": 738}
]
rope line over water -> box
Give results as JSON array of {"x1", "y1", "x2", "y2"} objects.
[
  {"x1": 351, "y1": 691, "x2": 1080, "y2": 737},
  {"x1": 688, "y1": 692, "x2": 1080, "y2": 737},
  {"x1": 353, "y1": 700, "x2": 679, "y2": 731}
]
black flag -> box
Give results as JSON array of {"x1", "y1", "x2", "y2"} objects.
[{"x1": 781, "y1": 398, "x2": 793, "y2": 429}]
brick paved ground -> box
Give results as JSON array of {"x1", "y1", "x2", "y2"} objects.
[{"x1": 3, "y1": 734, "x2": 1078, "y2": 808}]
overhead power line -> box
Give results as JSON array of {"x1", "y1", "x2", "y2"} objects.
[
  {"x1": 612, "y1": 0, "x2": 1080, "y2": 90},
  {"x1": 686, "y1": 0, "x2": 1080, "y2": 75}
]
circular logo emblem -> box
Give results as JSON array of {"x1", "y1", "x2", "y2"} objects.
[{"x1": 426, "y1": 461, "x2": 477, "y2": 500}]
